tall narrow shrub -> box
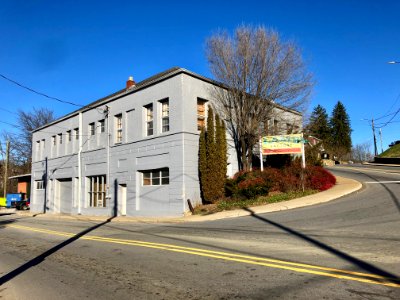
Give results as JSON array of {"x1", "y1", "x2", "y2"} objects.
[
  {"x1": 215, "y1": 114, "x2": 227, "y2": 197},
  {"x1": 198, "y1": 127, "x2": 207, "y2": 200},
  {"x1": 198, "y1": 107, "x2": 228, "y2": 203}
]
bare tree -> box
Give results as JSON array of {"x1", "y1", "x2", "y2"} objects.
[
  {"x1": 2, "y1": 107, "x2": 55, "y2": 169},
  {"x1": 351, "y1": 142, "x2": 373, "y2": 163},
  {"x1": 206, "y1": 25, "x2": 313, "y2": 170}
]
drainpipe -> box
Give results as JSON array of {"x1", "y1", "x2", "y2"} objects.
[
  {"x1": 106, "y1": 106, "x2": 111, "y2": 201},
  {"x1": 78, "y1": 112, "x2": 83, "y2": 215}
]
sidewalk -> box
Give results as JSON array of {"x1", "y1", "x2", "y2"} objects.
[{"x1": 14, "y1": 176, "x2": 362, "y2": 223}]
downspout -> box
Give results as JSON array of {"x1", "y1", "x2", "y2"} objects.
[{"x1": 78, "y1": 112, "x2": 83, "y2": 214}]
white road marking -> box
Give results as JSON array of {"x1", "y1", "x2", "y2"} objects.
[{"x1": 364, "y1": 181, "x2": 400, "y2": 184}]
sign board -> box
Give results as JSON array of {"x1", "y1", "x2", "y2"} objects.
[{"x1": 261, "y1": 134, "x2": 304, "y2": 155}]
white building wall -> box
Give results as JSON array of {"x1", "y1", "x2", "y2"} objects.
[{"x1": 30, "y1": 69, "x2": 302, "y2": 217}]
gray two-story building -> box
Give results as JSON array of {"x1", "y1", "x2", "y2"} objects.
[{"x1": 31, "y1": 67, "x2": 302, "y2": 217}]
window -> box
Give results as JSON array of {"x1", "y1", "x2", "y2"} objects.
[
  {"x1": 89, "y1": 123, "x2": 95, "y2": 136},
  {"x1": 197, "y1": 99, "x2": 206, "y2": 130},
  {"x1": 41, "y1": 139, "x2": 45, "y2": 159},
  {"x1": 74, "y1": 128, "x2": 79, "y2": 140},
  {"x1": 145, "y1": 104, "x2": 153, "y2": 136},
  {"x1": 52, "y1": 135, "x2": 56, "y2": 146},
  {"x1": 115, "y1": 114, "x2": 122, "y2": 143},
  {"x1": 273, "y1": 119, "x2": 279, "y2": 135},
  {"x1": 142, "y1": 168, "x2": 169, "y2": 186},
  {"x1": 36, "y1": 180, "x2": 44, "y2": 190},
  {"x1": 286, "y1": 123, "x2": 293, "y2": 134},
  {"x1": 36, "y1": 141, "x2": 40, "y2": 160},
  {"x1": 99, "y1": 119, "x2": 105, "y2": 133},
  {"x1": 67, "y1": 130, "x2": 72, "y2": 142},
  {"x1": 58, "y1": 133, "x2": 63, "y2": 145},
  {"x1": 160, "y1": 99, "x2": 169, "y2": 133},
  {"x1": 87, "y1": 175, "x2": 106, "y2": 207}
]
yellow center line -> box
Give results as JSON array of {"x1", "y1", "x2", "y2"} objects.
[{"x1": 6, "y1": 224, "x2": 400, "y2": 288}]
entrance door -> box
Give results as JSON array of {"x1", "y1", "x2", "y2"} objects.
[{"x1": 119, "y1": 184, "x2": 127, "y2": 216}]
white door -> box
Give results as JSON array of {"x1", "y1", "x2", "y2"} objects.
[{"x1": 119, "y1": 184, "x2": 127, "y2": 216}]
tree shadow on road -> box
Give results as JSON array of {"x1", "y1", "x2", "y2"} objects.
[
  {"x1": 0, "y1": 217, "x2": 114, "y2": 286},
  {"x1": 242, "y1": 207, "x2": 400, "y2": 285}
]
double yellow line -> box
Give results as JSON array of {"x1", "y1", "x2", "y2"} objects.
[{"x1": 7, "y1": 224, "x2": 400, "y2": 288}]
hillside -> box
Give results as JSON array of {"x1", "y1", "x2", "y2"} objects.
[{"x1": 379, "y1": 143, "x2": 400, "y2": 158}]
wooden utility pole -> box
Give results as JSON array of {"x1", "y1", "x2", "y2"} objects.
[{"x1": 3, "y1": 140, "x2": 10, "y2": 197}]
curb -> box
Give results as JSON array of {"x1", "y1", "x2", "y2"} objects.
[{"x1": 15, "y1": 176, "x2": 362, "y2": 224}]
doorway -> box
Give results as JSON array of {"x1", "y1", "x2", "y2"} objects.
[{"x1": 118, "y1": 184, "x2": 127, "y2": 216}]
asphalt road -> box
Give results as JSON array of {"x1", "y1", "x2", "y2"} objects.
[{"x1": 0, "y1": 164, "x2": 399, "y2": 299}]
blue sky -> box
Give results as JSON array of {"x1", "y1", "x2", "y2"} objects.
[{"x1": 1, "y1": 0, "x2": 399, "y2": 153}]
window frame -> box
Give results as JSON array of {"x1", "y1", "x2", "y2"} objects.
[
  {"x1": 197, "y1": 99, "x2": 207, "y2": 130},
  {"x1": 87, "y1": 175, "x2": 107, "y2": 208},
  {"x1": 160, "y1": 99, "x2": 169, "y2": 133},
  {"x1": 115, "y1": 114, "x2": 123, "y2": 143},
  {"x1": 74, "y1": 128, "x2": 79, "y2": 140},
  {"x1": 89, "y1": 122, "x2": 95, "y2": 136},
  {"x1": 145, "y1": 104, "x2": 153, "y2": 136},
  {"x1": 142, "y1": 168, "x2": 169, "y2": 186},
  {"x1": 99, "y1": 119, "x2": 105, "y2": 133},
  {"x1": 35, "y1": 180, "x2": 44, "y2": 190}
]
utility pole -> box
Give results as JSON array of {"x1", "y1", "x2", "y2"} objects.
[
  {"x1": 371, "y1": 118, "x2": 378, "y2": 157},
  {"x1": 3, "y1": 140, "x2": 10, "y2": 197},
  {"x1": 379, "y1": 128, "x2": 383, "y2": 154}
]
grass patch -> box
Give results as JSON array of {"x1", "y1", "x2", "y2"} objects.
[
  {"x1": 379, "y1": 143, "x2": 400, "y2": 158},
  {"x1": 193, "y1": 190, "x2": 317, "y2": 215}
]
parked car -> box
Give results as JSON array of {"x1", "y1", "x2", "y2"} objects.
[{"x1": 15, "y1": 199, "x2": 30, "y2": 210}]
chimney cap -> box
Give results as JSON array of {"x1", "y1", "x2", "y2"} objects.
[{"x1": 126, "y1": 76, "x2": 136, "y2": 89}]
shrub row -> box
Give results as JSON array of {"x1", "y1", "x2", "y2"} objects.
[{"x1": 225, "y1": 163, "x2": 336, "y2": 200}]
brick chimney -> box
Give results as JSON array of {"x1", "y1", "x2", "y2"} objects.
[{"x1": 126, "y1": 76, "x2": 135, "y2": 89}]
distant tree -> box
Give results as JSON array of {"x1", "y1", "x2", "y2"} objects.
[
  {"x1": 351, "y1": 142, "x2": 373, "y2": 162},
  {"x1": 306, "y1": 105, "x2": 330, "y2": 141},
  {"x1": 206, "y1": 25, "x2": 313, "y2": 171},
  {"x1": 2, "y1": 107, "x2": 55, "y2": 170},
  {"x1": 329, "y1": 101, "x2": 352, "y2": 160}
]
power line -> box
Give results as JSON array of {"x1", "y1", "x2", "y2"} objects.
[
  {"x1": 0, "y1": 73, "x2": 84, "y2": 107},
  {"x1": 0, "y1": 107, "x2": 18, "y2": 115}
]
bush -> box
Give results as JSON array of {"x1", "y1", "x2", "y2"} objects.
[
  {"x1": 227, "y1": 170, "x2": 271, "y2": 199},
  {"x1": 306, "y1": 166, "x2": 336, "y2": 191},
  {"x1": 226, "y1": 163, "x2": 336, "y2": 201}
]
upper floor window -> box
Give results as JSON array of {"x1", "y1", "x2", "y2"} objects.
[
  {"x1": 36, "y1": 141, "x2": 40, "y2": 160},
  {"x1": 67, "y1": 130, "x2": 72, "y2": 142},
  {"x1": 273, "y1": 119, "x2": 279, "y2": 135},
  {"x1": 52, "y1": 135, "x2": 56, "y2": 146},
  {"x1": 58, "y1": 133, "x2": 63, "y2": 145},
  {"x1": 160, "y1": 99, "x2": 169, "y2": 133},
  {"x1": 115, "y1": 114, "x2": 122, "y2": 143},
  {"x1": 197, "y1": 99, "x2": 207, "y2": 130},
  {"x1": 89, "y1": 123, "x2": 95, "y2": 136},
  {"x1": 99, "y1": 119, "x2": 105, "y2": 133},
  {"x1": 145, "y1": 104, "x2": 153, "y2": 136},
  {"x1": 74, "y1": 128, "x2": 79, "y2": 140}
]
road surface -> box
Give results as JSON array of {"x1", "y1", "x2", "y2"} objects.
[{"x1": 0, "y1": 164, "x2": 399, "y2": 299}]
